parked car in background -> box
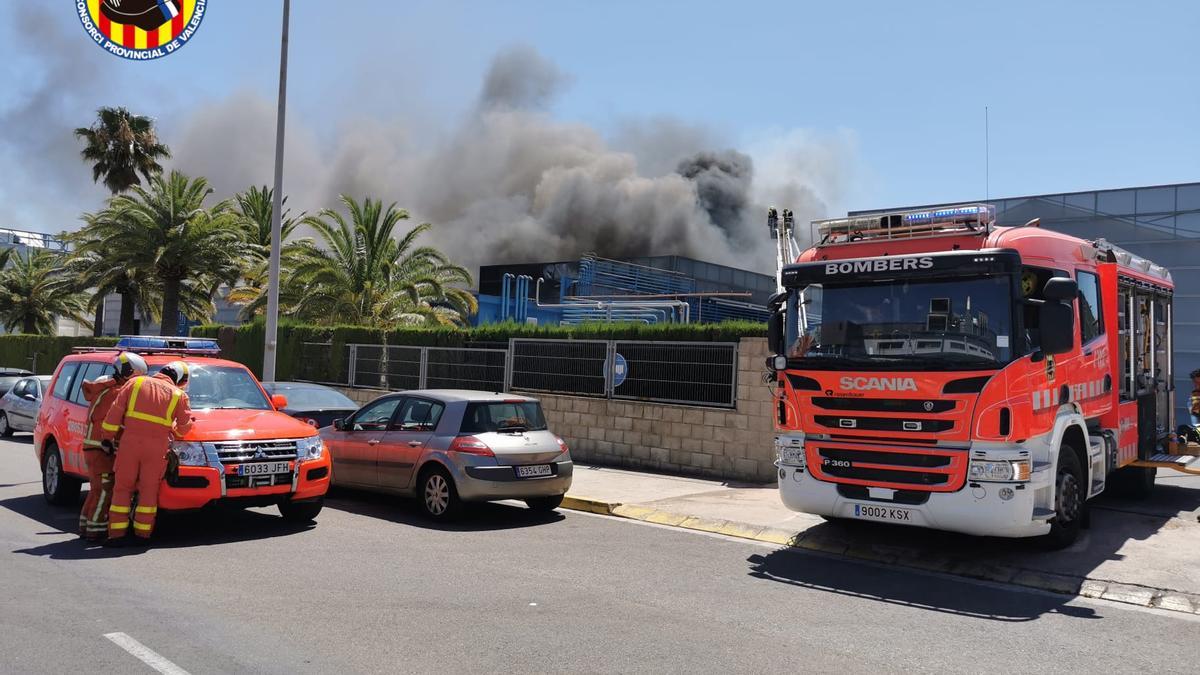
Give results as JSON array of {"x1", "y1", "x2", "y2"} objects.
[
  {"x1": 261, "y1": 382, "x2": 358, "y2": 429},
  {"x1": 0, "y1": 368, "x2": 34, "y2": 398},
  {"x1": 0, "y1": 375, "x2": 52, "y2": 436},
  {"x1": 321, "y1": 390, "x2": 573, "y2": 519}
]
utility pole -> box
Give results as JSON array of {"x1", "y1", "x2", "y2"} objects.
[{"x1": 263, "y1": 0, "x2": 290, "y2": 381}]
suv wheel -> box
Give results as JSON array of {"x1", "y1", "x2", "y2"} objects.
[
  {"x1": 42, "y1": 443, "x2": 82, "y2": 506},
  {"x1": 279, "y1": 497, "x2": 324, "y2": 523}
]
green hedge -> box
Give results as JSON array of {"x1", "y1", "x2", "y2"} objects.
[
  {"x1": 191, "y1": 320, "x2": 766, "y2": 379},
  {"x1": 0, "y1": 335, "x2": 120, "y2": 375}
]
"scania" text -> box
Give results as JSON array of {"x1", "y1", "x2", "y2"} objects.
[
  {"x1": 839, "y1": 376, "x2": 918, "y2": 391},
  {"x1": 824, "y1": 257, "x2": 934, "y2": 275}
]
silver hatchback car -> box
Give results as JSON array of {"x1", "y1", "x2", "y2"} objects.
[{"x1": 321, "y1": 390, "x2": 573, "y2": 518}]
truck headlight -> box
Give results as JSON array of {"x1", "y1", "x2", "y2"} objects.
[
  {"x1": 297, "y1": 436, "x2": 324, "y2": 462},
  {"x1": 170, "y1": 441, "x2": 209, "y2": 467},
  {"x1": 776, "y1": 439, "x2": 806, "y2": 468},
  {"x1": 968, "y1": 458, "x2": 1031, "y2": 482}
]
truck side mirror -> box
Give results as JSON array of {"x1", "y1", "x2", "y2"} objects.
[
  {"x1": 768, "y1": 309, "x2": 785, "y2": 355},
  {"x1": 1038, "y1": 301, "x2": 1075, "y2": 356},
  {"x1": 1043, "y1": 277, "x2": 1078, "y2": 302}
]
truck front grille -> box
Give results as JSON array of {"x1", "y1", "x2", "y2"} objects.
[
  {"x1": 814, "y1": 415, "x2": 954, "y2": 433},
  {"x1": 809, "y1": 442, "x2": 967, "y2": 492},
  {"x1": 810, "y1": 397, "x2": 956, "y2": 413},
  {"x1": 213, "y1": 440, "x2": 298, "y2": 463}
]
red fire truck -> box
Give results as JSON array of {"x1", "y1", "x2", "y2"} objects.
[{"x1": 765, "y1": 204, "x2": 1199, "y2": 547}]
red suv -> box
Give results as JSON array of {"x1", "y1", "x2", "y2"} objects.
[{"x1": 34, "y1": 337, "x2": 331, "y2": 522}]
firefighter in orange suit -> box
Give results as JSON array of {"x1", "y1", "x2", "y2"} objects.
[
  {"x1": 101, "y1": 361, "x2": 194, "y2": 543},
  {"x1": 78, "y1": 351, "x2": 148, "y2": 540}
]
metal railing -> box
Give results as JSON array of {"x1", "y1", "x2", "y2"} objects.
[{"x1": 293, "y1": 338, "x2": 738, "y2": 409}]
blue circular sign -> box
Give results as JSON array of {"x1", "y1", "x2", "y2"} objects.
[{"x1": 610, "y1": 353, "x2": 627, "y2": 388}]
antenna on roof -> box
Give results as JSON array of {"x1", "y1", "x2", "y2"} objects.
[{"x1": 985, "y1": 106, "x2": 990, "y2": 203}]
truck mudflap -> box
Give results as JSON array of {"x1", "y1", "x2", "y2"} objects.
[{"x1": 778, "y1": 463, "x2": 1054, "y2": 538}]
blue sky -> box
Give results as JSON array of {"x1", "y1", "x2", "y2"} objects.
[{"x1": 0, "y1": 0, "x2": 1197, "y2": 242}]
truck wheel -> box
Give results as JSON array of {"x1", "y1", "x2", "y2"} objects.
[
  {"x1": 1111, "y1": 465, "x2": 1156, "y2": 500},
  {"x1": 525, "y1": 494, "x2": 564, "y2": 512},
  {"x1": 0, "y1": 412, "x2": 11, "y2": 437},
  {"x1": 1037, "y1": 446, "x2": 1085, "y2": 550},
  {"x1": 279, "y1": 498, "x2": 324, "y2": 523},
  {"x1": 419, "y1": 466, "x2": 461, "y2": 520},
  {"x1": 42, "y1": 443, "x2": 82, "y2": 506}
]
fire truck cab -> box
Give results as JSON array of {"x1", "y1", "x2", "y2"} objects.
[{"x1": 765, "y1": 205, "x2": 1198, "y2": 547}]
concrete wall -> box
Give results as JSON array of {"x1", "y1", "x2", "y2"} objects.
[{"x1": 332, "y1": 337, "x2": 777, "y2": 483}]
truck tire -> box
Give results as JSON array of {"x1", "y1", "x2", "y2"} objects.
[
  {"x1": 1111, "y1": 465, "x2": 1156, "y2": 500},
  {"x1": 419, "y1": 465, "x2": 461, "y2": 520},
  {"x1": 279, "y1": 497, "x2": 324, "y2": 523},
  {"x1": 1037, "y1": 446, "x2": 1085, "y2": 550},
  {"x1": 42, "y1": 443, "x2": 82, "y2": 506}
]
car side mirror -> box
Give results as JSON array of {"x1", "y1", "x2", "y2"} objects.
[
  {"x1": 332, "y1": 418, "x2": 345, "y2": 431},
  {"x1": 271, "y1": 394, "x2": 288, "y2": 409},
  {"x1": 23, "y1": 392, "x2": 36, "y2": 401}
]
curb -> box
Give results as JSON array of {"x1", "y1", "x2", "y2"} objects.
[{"x1": 560, "y1": 498, "x2": 1200, "y2": 616}]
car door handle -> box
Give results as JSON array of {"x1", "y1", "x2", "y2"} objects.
[
  {"x1": 367, "y1": 439, "x2": 380, "y2": 446},
  {"x1": 408, "y1": 441, "x2": 422, "y2": 447}
]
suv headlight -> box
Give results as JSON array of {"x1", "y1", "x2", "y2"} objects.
[
  {"x1": 968, "y1": 458, "x2": 1031, "y2": 482},
  {"x1": 297, "y1": 436, "x2": 324, "y2": 462},
  {"x1": 171, "y1": 441, "x2": 209, "y2": 467}
]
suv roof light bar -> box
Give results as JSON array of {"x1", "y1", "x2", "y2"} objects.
[
  {"x1": 69, "y1": 336, "x2": 222, "y2": 356},
  {"x1": 813, "y1": 203, "x2": 996, "y2": 246}
]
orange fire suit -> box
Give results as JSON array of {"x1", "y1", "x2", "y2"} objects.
[
  {"x1": 101, "y1": 374, "x2": 193, "y2": 540},
  {"x1": 78, "y1": 376, "x2": 124, "y2": 539}
]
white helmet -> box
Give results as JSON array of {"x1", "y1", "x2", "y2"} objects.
[
  {"x1": 160, "y1": 360, "x2": 190, "y2": 387},
  {"x1": 113, "y1": 352, "x2": 148, "y2": 381}
]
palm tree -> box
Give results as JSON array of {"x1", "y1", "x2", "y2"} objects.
[
  {"x1": 97, "y1": 171, "x2": 248, "y2": 336},
  {"x1": 0, "y1": 248, "x2": 92, "y2": 335},
  {"x1": 74, "y1": 106, "x2": 171, "y2": 335},
  {"x1": 286, "y1": 195, "x2": 477, "y2": 327},
  {"x1": 225, "y1": 186, "x2": 302, "y2": 319},
  {"x1": 62, "y1": 236, "x2": 160, "y2": 336},
  {"x1": 74, "y1": 107, "x2": 171, "y2": 195}
]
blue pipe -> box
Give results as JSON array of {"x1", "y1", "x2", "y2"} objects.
[{"x1": 501, "y1": 273, "x2": 514, "y2": 321}]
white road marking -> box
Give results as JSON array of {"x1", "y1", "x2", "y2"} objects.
[{"x1": 103, "y1": 632, "x2": 191, "y2": 675}]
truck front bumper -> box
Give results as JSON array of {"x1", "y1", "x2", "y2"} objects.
[
  {"x1": 160, "y1": 454, "x2": 332, "y2": 511},
  {"x1": 778, "y1": 464, "x2": 1052, "y2": 538}
]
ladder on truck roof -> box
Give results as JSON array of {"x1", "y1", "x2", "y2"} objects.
[{"x1": 813, "y1": 203, "x2": 996, "y2": 246}]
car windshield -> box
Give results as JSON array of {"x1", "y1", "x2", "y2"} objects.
[
  {"x1": 790, "y1": 276, "x2": 1013, "y2": 370},
  {"x1": 150, "y1": 364, "x2": 272, "y2": 410},
  {"x1": 268, "y1": 384, "x2": 355, "y2": 409},
  {"x1": 460, "y1": 401, "x2": 548, "y2": 433}
]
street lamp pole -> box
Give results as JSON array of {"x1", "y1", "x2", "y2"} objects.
[{"x1": 263, "y1": 0, "x2": 291, "y2": 382}]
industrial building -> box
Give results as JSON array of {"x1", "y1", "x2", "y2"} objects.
[
  {"x1": 475, "y1": 254, "x2": 774, "y2": 326},
  {"x1": 854, "y1": 180, "x2": 1200, "y2": 419}
]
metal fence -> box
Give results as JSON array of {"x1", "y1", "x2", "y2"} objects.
[
  {"x1": 294, "y1": 339, "x2": 737, "y2": 409},
  {"x1": 612, "y1": 340, "x2": 737, "y2": 408}
]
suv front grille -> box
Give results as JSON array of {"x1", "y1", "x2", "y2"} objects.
[{"x1": 214, "y1": 440, "x2": 298, "y2": 463}]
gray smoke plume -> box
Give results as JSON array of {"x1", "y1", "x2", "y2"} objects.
[{"x1": 2, "y1": 11, "x2": 852, "y2": 279}]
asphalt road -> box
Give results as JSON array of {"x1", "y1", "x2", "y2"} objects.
[{"x1": 1, "y1": 436, "x2": 1196, "y2": 674}]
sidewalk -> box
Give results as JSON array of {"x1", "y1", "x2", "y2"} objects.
[{"x1": 562, "y1": 464, "x2": 1200, "y2": 615}]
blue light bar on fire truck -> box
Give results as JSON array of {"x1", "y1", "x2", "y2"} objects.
[
  {"x1": 115, "y1": 336, "x2": 220, "y2": 354},
  {"x1": 814, "y1": 203, "x2": 996, "y2": 246}
]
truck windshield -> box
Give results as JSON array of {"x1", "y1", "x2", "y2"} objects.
[
  {"x1": 149, "y1": 364, "x2": 272, "y2": 410},
  {"x1": 790, "y1": 275, "x2": 1013, "y2": 370}
]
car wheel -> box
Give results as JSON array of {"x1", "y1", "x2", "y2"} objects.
[
  {"x1": 279, "y1": 497, "x2": 324, "y2": 523},
  {"x1": 420, "y1": 466, "x2": 460, "y2": 520},
  {"x1": 0, "y1": 411, "x2": 11, "y2": 437},
  {"x1": 1037, "y1": 446, "x2": 1085, "y2": 550},
  {"x1": 42, "y1": 443, "x2": 81, "y2": 506},
  {"x1": 525, "y1": 494, "x2": 564, "y2": 512}
]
